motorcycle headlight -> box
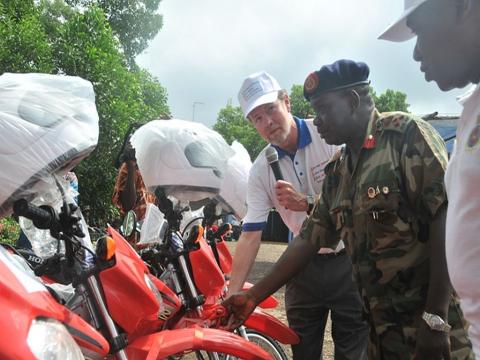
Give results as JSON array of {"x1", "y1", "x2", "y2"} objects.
[
  {"x1": 27, "y1": 318, "x2": 84, "y2": 360},
  {"x1": 144, "y1": 274, "x2": 165, "y2": 317}
]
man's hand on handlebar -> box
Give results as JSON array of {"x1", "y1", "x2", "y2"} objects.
[{"x1": 221, "y1": 290, "x2": 257, "y2": 330}]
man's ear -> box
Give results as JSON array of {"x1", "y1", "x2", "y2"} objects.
[
  {"x1": 348, "y1": 90, "x2": 360, "y2": 113},
  {"x1": 284, "y1": 94, "x2": 292, "y2": 113}
]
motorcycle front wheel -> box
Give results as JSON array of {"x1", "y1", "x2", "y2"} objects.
[
  {"x1": 223, "y1": 329, "x2": 288, "y2": 360},
  {"x1": 170, "y1": 329, "x2": 288, "y2": 360}
]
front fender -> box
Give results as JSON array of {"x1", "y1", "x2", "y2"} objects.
[
  {"x1": 226, "y1": 280, "x2": 279, "y2": 309},
  {"x1": 244, "y1": 308, "x2": 299, "y2": 345},
  {"x1": 126, "y1": 328, "x2": 273, "y2": 360}
]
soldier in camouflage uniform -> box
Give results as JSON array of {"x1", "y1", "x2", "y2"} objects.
[{"x1": 223, "y1": 60, "x2": 473, "y2": 359}]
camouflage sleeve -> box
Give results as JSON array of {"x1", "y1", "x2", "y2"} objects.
[
  {"x1": 299, "y1": 172, "x2": 340, "y2": 250},
  {"x1": 400, "y1": 118, "x2": 448, "y2": 221}
]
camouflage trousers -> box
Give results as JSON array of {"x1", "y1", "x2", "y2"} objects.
[{"x1": 366, "y1": 298, "x2": 474, "y2": 359}]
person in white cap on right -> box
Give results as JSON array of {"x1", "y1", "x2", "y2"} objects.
[{"x1": 380, "y1": 0, "x2": 480, "y2": 358}]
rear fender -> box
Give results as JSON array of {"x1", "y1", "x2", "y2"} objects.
[
  {"x1": 244, "y1": 308, "x2": 299, "y2": 345},
  {"x1": 126, "y1": 328, "x2": 273, "y2": 360}
]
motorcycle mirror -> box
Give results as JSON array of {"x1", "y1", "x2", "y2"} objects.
[{"x1": 122, "y1": 210, "x2": 137, "y2": 237}]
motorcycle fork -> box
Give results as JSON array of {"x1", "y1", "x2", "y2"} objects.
[
  {"x1": 175, "y1": 254, "x2": 204, "y2": 317},
  {"x1": 237, "y1": 326, "x2": 248, "y2": 340},
  {"x1": 86, "y1": 275, "x2": 128, "y2": 360}
]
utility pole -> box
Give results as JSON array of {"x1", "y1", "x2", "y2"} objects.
[{"x1": 192, "y1": 101, "x2": 204, "y2": 121}]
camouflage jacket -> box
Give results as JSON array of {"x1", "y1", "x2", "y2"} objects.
[{"x1": 300, "y1": 110, "x2": 448, "y2": 308}]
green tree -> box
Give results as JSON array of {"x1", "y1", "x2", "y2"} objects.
[
  {"x1": 0, "y1": 1, "x2": 170, "y2": 224},
  {"x1": 0, "y1": 3, "x2": 54, "y2": 73},
  {"x1": 65, "y1": 0, "x2": 163, "y2": 66},
  {"x1": 213, "y1": 104, "x2": 266, "y2": 160},
  {"x1": 0, "y1": 217, "x2": 20, "y2": 245},
  {"x1": 371, "y1": 88, "x2": 410, "y2": 113},
  {"x1": 289, "y1": 84, "x2": 314, "y2": 118}
]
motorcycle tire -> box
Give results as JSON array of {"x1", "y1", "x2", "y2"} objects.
[
  {"x1": 169, "y1": 329, "x2": 289, "y2": 360},
  {"x1": 220, "y1": 328, "x2": 288, "y2": 360},
  {"x1": 235, "y1": 329, "x2": 288, "y2": 360}
]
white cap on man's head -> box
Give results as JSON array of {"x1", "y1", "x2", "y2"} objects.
[
  {"x1": 238, "y1": 71, "x2": 281, "y2": 118},
  {"x1": 378, "y1": 0, "x2": 429, "y2": 42}
]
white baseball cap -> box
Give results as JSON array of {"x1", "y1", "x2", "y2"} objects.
[
  {"x1": 238, "y1": 71, "x2": 281, "y2": 118},
  {"x1": 378, "y1": 0, "x2": 428, "y2": 42}
]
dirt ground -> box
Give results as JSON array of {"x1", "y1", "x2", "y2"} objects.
[{"x1": 227, "y1": 241, "x2": 334, "y2": 360}]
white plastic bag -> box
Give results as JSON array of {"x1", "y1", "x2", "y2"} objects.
[
  {"x1": 216, "y1": 141, "x2": 252, "y2": 220},
  {"x1": 0, "y1": 73, "x2": 99, "y2": 218},
  {"x1": 131, "y1": 119, "x2": 235, "y2": 203},
  {"x1": 138, "y1": 203, "x2": 168, "y2": 246}
]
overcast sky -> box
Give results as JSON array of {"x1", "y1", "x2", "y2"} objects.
[{"x1": 137, "y1": 0, "x2": 466, "y2": 128}]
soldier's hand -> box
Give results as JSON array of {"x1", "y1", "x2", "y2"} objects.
[
  {"x1": 221, "y1": 291, "x2": 257, "y2": 330},
  {"x1": 413, "y1": 321, "x2": 451, "y2": 360},
  {"x1": 275, "y1": 180, "x2": 308, "y2": 211}
]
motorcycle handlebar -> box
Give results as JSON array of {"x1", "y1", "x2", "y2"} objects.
[
  {"x1": 211, "y1": 223, "x2": 232, "y2": 240},
  {"x1": 13, "y1": 199, "x2": 57, "y2": 230}
]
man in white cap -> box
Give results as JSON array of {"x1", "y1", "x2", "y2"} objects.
[
  {"x1": 380, "y1": 0, "x2": 480, "y2": 357},
  {"x1": 228, "y1": 71, "x2": 369, "y2": 359}
]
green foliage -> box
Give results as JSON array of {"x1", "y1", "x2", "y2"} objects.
[
  {"x1": 0, "y1": 217, "x2": 20, "y2": 245},
  {"x1": 0, "y1": 4, "x2": 54, "y2": 73},
  {"x1": 0, "y1": 1, "x2": 170, "y2": 224},
  {"x1": 289, "y1": 84, "x2": 314, "y2": 118},
  {"x1": 371, "y1": 87, "x2": 410, "y2": 113},
  {"x1": 213, "y1": 104, "x2": 266, "y2": 160},
  {"x1": 64, "y1": 0, "x2": 163, "y2": 65}
]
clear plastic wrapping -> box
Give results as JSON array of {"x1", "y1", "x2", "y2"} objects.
[
  {"x1": 131, "y1": 120, "x2": 252, "y2": 220},
  {"x1": 216, "y1": 140, "x2": 252, "y2": 219},
  {"x1": 131, "y1": 119, "x2": 235, "y2": 202},
  {"x1": 0, "y1": 73, "x2": 99, "y2": 218}
]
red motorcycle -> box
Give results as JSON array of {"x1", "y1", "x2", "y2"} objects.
[
  {"x1": 0, "y1": 245, "x2": 109, "y2": 359},
  {"x1": 13, "y1": 193, "x2": 273, "y2": 360},
  {"x1": 132, "y1": 192, "x2": 299, "y2": 360}
]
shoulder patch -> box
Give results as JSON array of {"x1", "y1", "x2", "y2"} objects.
[{"x1": 376, "y1": 112, "x2": 413, "y2": 134}]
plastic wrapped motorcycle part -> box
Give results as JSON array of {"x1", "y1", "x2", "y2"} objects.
[
  {"x1": 19, "y1": 176, "x2": 66, "y2": 259},
  {"x1": 19, "y1": 175, "x2": 94, "y2": 264},
  {"x1": 0, "y1": 72, "x2": 99, "y2": 218},
  {"x1": 27, "y1": 318, "x2": 84, "y2": 360},
  {"x1": 215, "y1": 140, "x2": 252, "y2": 220},
  {"x1": 179, "y1": 206, "x2": 204, "y2": 239},
  {"x1": 130, "y1": 119, "x2": 235, "y2": 203},
  {"x1": 138, "y1": 203, "x2": 168, "y2": 246}
]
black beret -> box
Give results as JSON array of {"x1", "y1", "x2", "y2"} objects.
[{"x1": 303, "y1": 59, "x2": 370, "y2": 101}]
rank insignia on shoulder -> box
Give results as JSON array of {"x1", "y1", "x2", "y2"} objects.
[{"x1": 363, "y1": 134, "x2": 376, "y2": 149}]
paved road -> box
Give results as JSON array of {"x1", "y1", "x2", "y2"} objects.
[{"x1": 227, "y1": 241, "x2": 334, "y2": 359}]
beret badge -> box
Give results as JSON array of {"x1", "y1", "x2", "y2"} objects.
[{"x1": 304, "y1": 72, "x2": 319, "y2": 95}]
